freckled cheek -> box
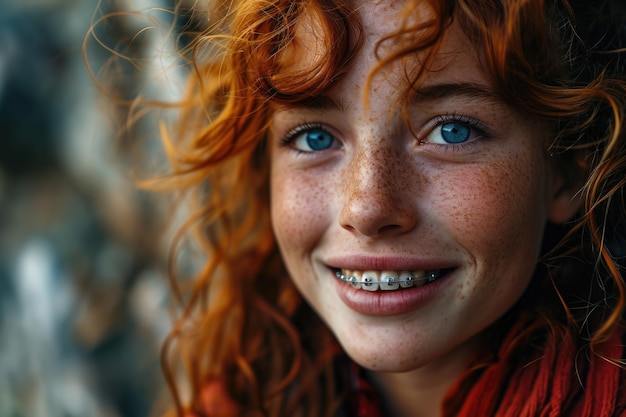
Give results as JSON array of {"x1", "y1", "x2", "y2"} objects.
[
  {"x1": 432, "y1": 160, "x2": 546, "y2": 261},
  {"x1": 270, "y1": 170, "x2": 332, "y2": 254}
]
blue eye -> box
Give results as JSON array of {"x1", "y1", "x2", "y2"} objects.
[
  {"x1": 302, "y1": 130, "x2": 334, "y2": 150},
  {"x1": 424, "y1": 117, "x2": 486, "y2": 146},
  {"x1": 286, "y1": 125, "x2": 339, "y2": 152},
  {"x1": 440, "y1": 122, "x2": 471, "y2": 144}
]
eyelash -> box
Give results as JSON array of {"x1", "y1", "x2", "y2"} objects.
[
  {"x1": 279, "y1": 122, "x2": 336, "y2": 154},
  {"x1": 422, "y1": 114, "x2": 492, "y2": 151},
  {"x1": 278, "y1": 114, "x2": 492, "y2": 154}
]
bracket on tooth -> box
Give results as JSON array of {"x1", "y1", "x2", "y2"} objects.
[{"x1": 335, "y1": 271, "x2": 439, "y2": 284}]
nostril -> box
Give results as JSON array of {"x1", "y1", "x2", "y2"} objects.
[
  {"x1": 377, "y1": 224, "x2": 403, "y2": 234},
  {"x1": 341, "y1": 223, "x2": 356, "y2": 232}
]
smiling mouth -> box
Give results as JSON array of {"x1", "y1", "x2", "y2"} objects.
[{"x1": 334, "y1": 268, "x2": 452, "y2": 291}]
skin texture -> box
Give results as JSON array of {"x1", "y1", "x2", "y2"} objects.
[{"x1": 269, "y1": 1, "x2": 577, "y2": 416}]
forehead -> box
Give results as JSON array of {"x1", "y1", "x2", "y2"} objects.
[
  {"x1": 357, "y1": 0, "x2": 437, "y2": 36},
  {"x1": 278, "y1": 0, "x2": 488, "y2": 102}
]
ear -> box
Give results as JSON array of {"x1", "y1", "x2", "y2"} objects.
[{"x1": 547, "y1": 177, "x2": 582, "y2": 224}]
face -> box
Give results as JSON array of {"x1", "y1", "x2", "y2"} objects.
[{"x1": 269, "y1": 1, "x2": 569, "y2": 375}]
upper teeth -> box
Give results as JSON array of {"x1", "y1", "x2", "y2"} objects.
[{"x1": 335, "y1": 269, "x2": 440, "y2": 291}]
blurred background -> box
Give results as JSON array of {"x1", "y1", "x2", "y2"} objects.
[{"x1": 0, "y1": 1, "x2": 188, "y2": 416}]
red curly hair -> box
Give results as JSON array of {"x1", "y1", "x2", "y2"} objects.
[{"x1": 136, "y1": 0, "x2": 626, "y2": 415}]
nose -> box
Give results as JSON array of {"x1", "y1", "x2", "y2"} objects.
[{"x1": 339, "y1": 144, "x2": 418, "y2": 238}]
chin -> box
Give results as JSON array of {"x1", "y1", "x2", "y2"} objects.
[{"x1": 336, "y1": 336, "x2": 429, "y2": 372}]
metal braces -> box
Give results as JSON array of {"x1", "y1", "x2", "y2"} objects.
[{"x1": 334, "y1": 270, "x2": 439, "y2": 285}]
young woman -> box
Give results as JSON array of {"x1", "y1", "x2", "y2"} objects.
[{"x1": 150, "y1": 0, "x2": 626, "y2": 415}]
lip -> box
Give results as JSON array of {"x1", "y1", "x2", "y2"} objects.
[
  {"x1": 325, "y1": 255, "x2": 457, "y2": 316},
  {"x1": 332, "y1": 268, "x2": 454, "y2": 316},
  {"x1": 325, "y1": 254, "x2": 454, "y2": 272}
]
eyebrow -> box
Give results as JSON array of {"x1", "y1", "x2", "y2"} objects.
[
  {"x1": 411, "y1": 82, "x2": 505, "y2": 105},
  {"x1": 271, "y1": 82, "x2": 505, "y2": 113},
  {"x1": 272, "y1": 95, "x2": 347, "y2": 112}
]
